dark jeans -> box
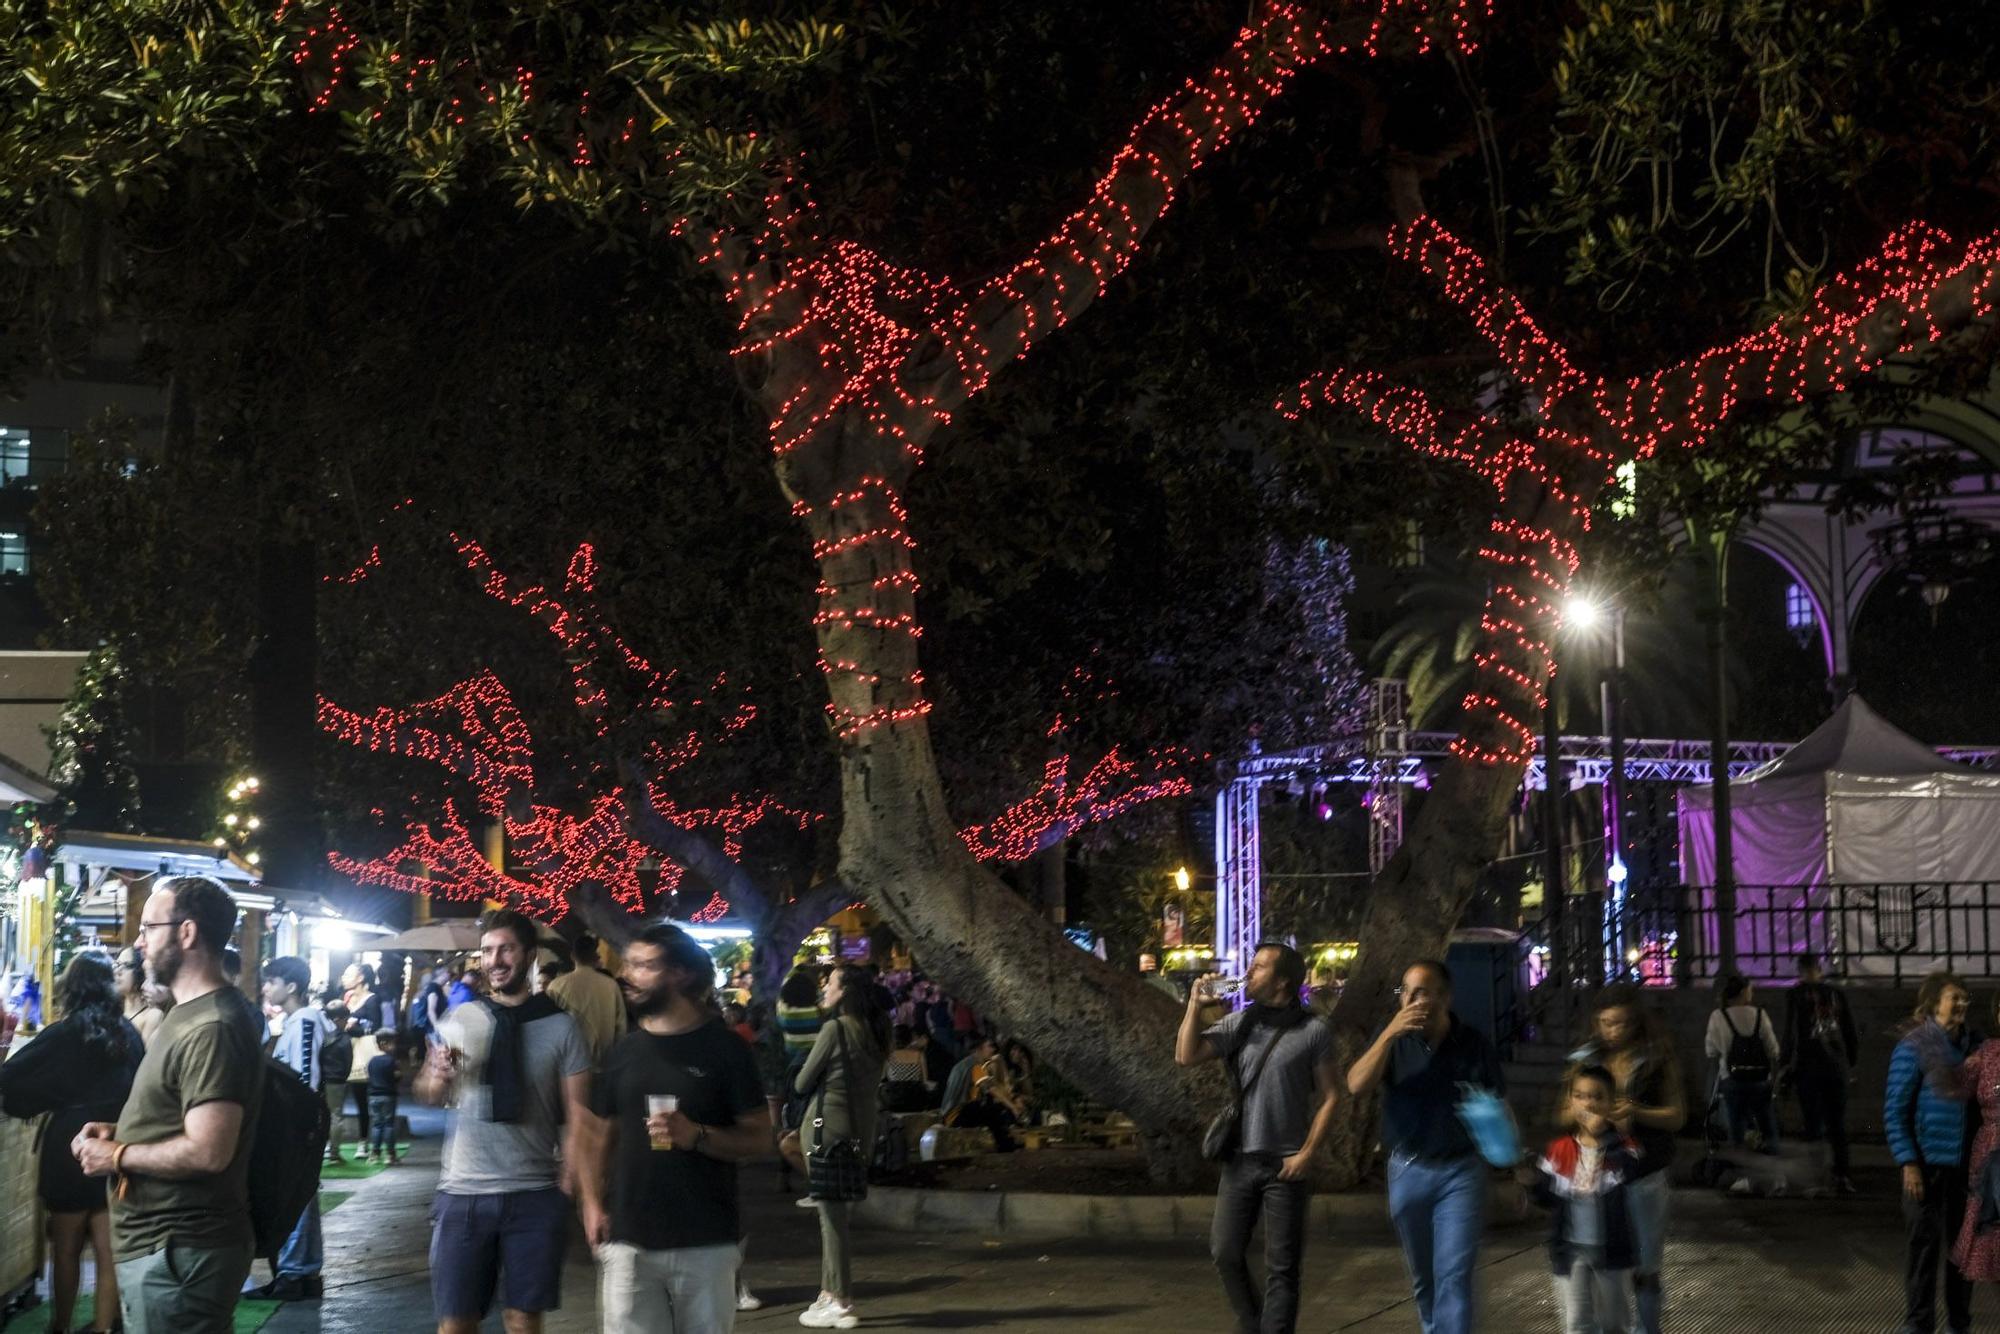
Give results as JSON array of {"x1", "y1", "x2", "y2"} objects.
[
  {"x1": 1210, "y1": 1152, "x2": 1310, "y2": 1334},
  {"x1": 368, "y1": 1093, "x2": 398, "y2": 1153},
  {"x1": 1794, "y1": 1062, "x2": 1850, "y2": 1176},
  {"x1": 1720, "y1": 1077, "x2": 1778, "y2": 1149},
  {"x1": 350, "y1": 1082, "x2": 371, "y2": 1142},
  {"x1": 1904, "y1": 1164, "x2": 1972, "y2": 1333}
]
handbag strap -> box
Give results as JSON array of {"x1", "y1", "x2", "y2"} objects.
[
  {"x1": 1229, "y1": 1011, "x2": 1294, "y2": 1105},
  {"x1": 810, "y1": 1020, "x2": 853, "y2": 1131}
]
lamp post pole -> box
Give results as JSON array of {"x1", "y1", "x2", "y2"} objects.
[
  {"x1": 1543, "y1": 674, "x2": 1567, "y2": 989},
  {"x1": 1602, "y1": 609, "x2": 1627, "y2": 982}
]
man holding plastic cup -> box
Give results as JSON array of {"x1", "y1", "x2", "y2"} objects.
[
  {"x1": 1345, "y1": 959, "x2": 1505, "y2": 1334},
  {"x1": 577, "y1": 923, "x2": 769, "y2": 1333}
]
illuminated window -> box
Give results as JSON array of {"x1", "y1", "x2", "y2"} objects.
[
  {"x1": 0, "y1": 532, "x2": 25, "y2": 576},
  {"x1": 1785, "y1": 583, "x2": 1815, "y2": 632},
  {"x1": 0, "y1": 428, "x2": 28, "y2": 483}
]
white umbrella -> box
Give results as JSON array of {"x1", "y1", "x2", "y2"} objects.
[{"x1": 369, "y1": 919, "x2": 563, "y2": 953}]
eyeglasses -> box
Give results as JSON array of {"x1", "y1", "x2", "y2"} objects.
[{"x1": 137, "y1": 919, "x2": 182, "y2": 936}]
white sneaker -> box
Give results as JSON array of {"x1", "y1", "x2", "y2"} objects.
[
  {"x1": 799, "y1": 1300, "x2": 859, "y2": 1329},
  {"x1": 795, "y1": 1195, "x2": 819, "y2": 1208},
  {"x1": 738, "y1": 1285, "x2": 764, "y2": 1312}
]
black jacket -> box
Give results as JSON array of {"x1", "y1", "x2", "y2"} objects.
[
  {"x1": 1530, "y1": 1130, "x2": 1643, "y2": 1275},
  {"x1": 1782, "y1": 981, "x2": 1858, "y2": 1070}
]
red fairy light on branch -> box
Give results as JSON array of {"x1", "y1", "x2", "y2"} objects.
[
  {"x1": 321, "y1": 541, "x2": 800, "y2": 916},
  {"x1": 1282, "y1": 216, "x2": 2000, "y2": 767}
]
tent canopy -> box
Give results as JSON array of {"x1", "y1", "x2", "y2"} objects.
[
  {"x1": 1677, "y1": 696, "x2": 2000, "y2": 978},
  {"x1": 1679, "y1": 695, "x2": 2000, "y2": 886}
]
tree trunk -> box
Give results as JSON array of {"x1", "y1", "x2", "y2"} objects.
[{"x1": 249, "y1": 533, "x2": 321, "y2": 892}]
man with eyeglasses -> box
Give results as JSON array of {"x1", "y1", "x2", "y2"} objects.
[
  {"x1": 73, "y1": 876, "x2": 266, "y2": 1334},
  {"x1": 1345, "y1": 959, "x2": 1504, "y2": 1334}
]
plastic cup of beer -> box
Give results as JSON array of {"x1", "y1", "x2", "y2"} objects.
[{"x1": 647, "y1": 1094, "x2": 679, "y2": 1150}]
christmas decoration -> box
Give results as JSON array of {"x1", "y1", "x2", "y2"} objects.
[
  {"x1": 208, "y1": 773, "x2": 264, "y2": 869},
  {"x1": 322, "y1": 542, "x2": 1188, "y2": 919},
  {"x1": 1281, "y1": 216, "x2": 2000, "y2": 766}
]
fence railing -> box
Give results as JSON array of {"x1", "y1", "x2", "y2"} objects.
[{"x1": 1523, "y1": 882, "x2": 2000, "y2": 991}]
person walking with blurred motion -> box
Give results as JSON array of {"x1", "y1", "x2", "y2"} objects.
[
  {"x1": 1568, "y1": 985, "x2": 1685, "y2": 1333},
  {"x1": 0, "y1": 952, "x2": 145, "y2": 1334},
  {"x1": 1347, "y1": 959, "x2": 1505, "y2": 1334},
  {"x1": 789, "y1": 964, "x2": 890, "y2": 1329},
  {"x1": 419, "y1": 910, "x2": 592, "y2": 1334}
]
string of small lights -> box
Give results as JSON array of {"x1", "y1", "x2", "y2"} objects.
[
  {"x1": 1282, "y1": 216, "x2": 2000, "y2": 768},
  {"x1": 322, "y1": 541, "x2": 1186, "y2": 918}
]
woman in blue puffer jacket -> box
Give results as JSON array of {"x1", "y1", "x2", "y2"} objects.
[{"x1": 1885, "y1": 971, "x2": 1976, "y2": 1334}]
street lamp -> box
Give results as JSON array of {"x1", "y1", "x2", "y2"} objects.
[{"x1": 1559, "y1": 590, "x2": 1628, "y2": 987}]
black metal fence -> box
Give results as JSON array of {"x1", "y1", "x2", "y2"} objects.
[{"x1": 1528, "y1": 882, "x2": 2000, "y2": 989}]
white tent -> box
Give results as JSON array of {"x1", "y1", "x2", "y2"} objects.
[{"x1": 1678, "y1": 696, "x2": 2000, "y2": 977}]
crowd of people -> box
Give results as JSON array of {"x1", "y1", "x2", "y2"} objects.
[
  {"x1": 0, "y1": 879, "x2": 1033, "y2": 1334},
  {"x1": 10, "y1": 883, "x2": 1992, "y2": 1334}
]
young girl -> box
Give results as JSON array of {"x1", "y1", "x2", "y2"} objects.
[{"x1": 1523, "y1": 1065, "x2": 1643, "y2": 1333}]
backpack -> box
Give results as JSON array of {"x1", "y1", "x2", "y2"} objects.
[
  {"x1": 407, "y1": 982, "x2": 442, "y2": 1037},
  {"x1": 1721, "y1": 1008, "x2": 1771, "y2": 1081},
  {"x1": 247, "y1": 1056, "x2": 332, "y2": 1261}
]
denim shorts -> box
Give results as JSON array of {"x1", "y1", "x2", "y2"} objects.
[{"x1": 428, "y1": 1188, "x2": 571, "y2": 1319}]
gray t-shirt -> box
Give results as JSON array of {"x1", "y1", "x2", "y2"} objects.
[
  {"x1": 437, "y1": 1000, "x2": 591, "y2": 1195},
  {"x1": 1203, "y1": 1007, "x2": 1335, "y2": 1156}
]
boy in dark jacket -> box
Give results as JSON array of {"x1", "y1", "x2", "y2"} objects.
[{"x1": 1522, "y1": 1065, "x2": 1641, "y2": 1333}]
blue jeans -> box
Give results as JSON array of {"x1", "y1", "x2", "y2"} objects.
[
  {"x1": 275, "y1": 1195, "x2": 322, "y2": 1280},
  {"x1": 1387, "y1": 1153, "x2": 1485, "y2": 1334},
  {"x1": 1720, "y1": 1078, "x2": 1778, "y2": 1149},
  {"x1": 1625, "y1": 1169, "x2": 1670, "y2": 1334},
  {"x1": 368, "y1": 1093, "x2": 398, "y2": 1153}
]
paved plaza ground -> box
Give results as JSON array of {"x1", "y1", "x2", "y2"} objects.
[
  {"x1": 1, "y1": 1109, "x2": 1940, "y2": 1332},
  {"x1": 242, "y1": 1111, "x2": 1923, "y2": 1333}
]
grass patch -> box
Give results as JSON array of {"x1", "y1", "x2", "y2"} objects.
[
  {"x1": 320, "y1": 1152, "x2": 393, "y2": 1180},
  {"x1": 7, "y1": 1295, "x2": 278, "y2": 1332}
]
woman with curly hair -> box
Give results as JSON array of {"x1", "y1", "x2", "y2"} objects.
[{"x1": 0, "y1": 951, "x2": 146, "y2": 1334}]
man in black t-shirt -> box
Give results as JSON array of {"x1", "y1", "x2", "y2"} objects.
[{"x1": 577, "y1": 924, "x2": 769, "y2": 1334}]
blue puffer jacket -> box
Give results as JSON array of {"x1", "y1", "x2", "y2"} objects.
[{"x1": 1885, "y1": 1021, "x2": 1976, "y2": 1168}]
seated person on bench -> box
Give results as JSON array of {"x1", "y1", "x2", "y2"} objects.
[{"x1": 941, "y1": 1034, "x2": 1025, "y2": 1151}]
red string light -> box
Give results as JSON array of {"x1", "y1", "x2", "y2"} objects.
[
  {"x1": 321, "y1": 540, "x2": 805, "y2": 918},
  {"x1": 1282, "y1": 216, "x2": 2000, "y2": 767}
]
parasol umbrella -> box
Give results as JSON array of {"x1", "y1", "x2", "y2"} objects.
[{"x1": 369, "y1": 919, "x2": 561, "y2": 953}]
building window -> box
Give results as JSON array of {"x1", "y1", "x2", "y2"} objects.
[
  {"x1": 0, "y1": 428, "x2": 28, "y2": 484},
  {"x1": 0, "y1": 532, "x2": 26, "y2": 577},
  {"x1": 1785, "y1": 582, "x2": 1816, "y2": 633}
]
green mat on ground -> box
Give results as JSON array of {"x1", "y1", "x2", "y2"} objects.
[
  {"x1": 4, "y1": 1295, "x2": 277, "y2": 1332},
  {"x1": 322, "y1": 1189, "x2": 354, "y2": 1213},
  {"x1": 320, "y1": 1153, "x2": 394, "y2": 1180}
]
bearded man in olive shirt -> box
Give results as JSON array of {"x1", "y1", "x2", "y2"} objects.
[{"x1": 74, "y1": 876, "x2": 266, "y2": 1334}]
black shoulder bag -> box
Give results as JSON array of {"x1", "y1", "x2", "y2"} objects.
[
  {"x1": 807, "y1": 1022, "x2": 870, "y2": 1202},
  {"x1": 1202, "y1": 1012, "x2": 1294, "y2": 1162}
]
